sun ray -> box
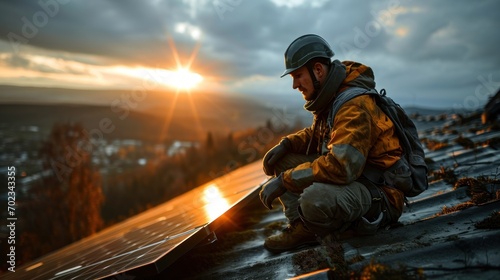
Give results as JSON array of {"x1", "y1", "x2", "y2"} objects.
[
  {"x1": 167, "y1": 35, "x2": 183, "y2": 70},
  {"x1": 167, "y1": 34, "x2": 200, "y2": 72},
  {"x1": 186, "y1": 92, "x2": 204, "y2": 140},
  {"x1": 184, "y1": 40, "x2": 201, "y2": 70},
  {"x1": 158, "y1": 90, "x2": 180, "y2": 143},
  {"x1": 163, "y1": 35, "x2": 203, "y2": 90},
  {"x1": 157, "y1": 35, "x2": 205, "y2": 144}
]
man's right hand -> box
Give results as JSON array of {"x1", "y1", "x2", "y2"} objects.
[
  {"x1": 259, "y1": 174, "x2": 287, "y2": 210},
  {"x1": 263, "y1": 138, "x2": 291, "y2": 176}
]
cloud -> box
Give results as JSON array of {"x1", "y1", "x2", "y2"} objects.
[{"x1": 0, "y1": 0, "x2": 499, "y2": 109}]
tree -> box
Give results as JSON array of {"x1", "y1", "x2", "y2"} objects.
[
  {"x1": 19, "y1": 123, "x2": 104, "y2": 262},
  {"x1": 205, "y1": 131, "x2": 215, "y2": 151}
]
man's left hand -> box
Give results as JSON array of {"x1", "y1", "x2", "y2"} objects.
[{"x1": 259, "y1": 174, "x2": 287, "y2": 210}]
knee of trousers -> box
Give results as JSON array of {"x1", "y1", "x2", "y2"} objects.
[
  {"x1": 298, "y1": 185, "x2": 344, "y2": 230},
  {"x1": 299, "y1": 195, "x2": 333, "y2": 223},
  {"x1": 298, "y1": 182, "x2": 372, "y2": 226}
]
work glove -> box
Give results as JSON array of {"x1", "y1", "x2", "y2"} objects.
[
  {"x1": 259, "y1": 174, "x2": 287, "y2": 210},
  {"x1": 262, "y1": 138, "x2": 291, "y2": 176}
]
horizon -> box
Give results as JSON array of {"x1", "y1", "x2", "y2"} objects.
[{"x1": 0, "y1": 83, "x2": 489, "y2": 113}]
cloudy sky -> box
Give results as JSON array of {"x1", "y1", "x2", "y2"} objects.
[{"x1": 0, "y1": 0, "x2": 499, "y2": 110}]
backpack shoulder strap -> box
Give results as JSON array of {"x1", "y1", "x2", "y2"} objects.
[{"x1": 327, "y1": 87, "x2": 378, "y2": 129}]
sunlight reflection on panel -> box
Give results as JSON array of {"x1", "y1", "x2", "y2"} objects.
[
  {"x1": 2, "y1": 161, "x2": 266, "y2": 280},
  {"x1": 25, "y1": 262, "x2": 43, "y2": 272},
  {"x1": 203, "y1": 184, "x2": 230, "y2": 221}
]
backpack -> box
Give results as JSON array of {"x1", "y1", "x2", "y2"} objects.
[{"x1": 327, "y1": 87, "x2": 428, "y2": 197}]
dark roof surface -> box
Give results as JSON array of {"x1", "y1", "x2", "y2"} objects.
[
  {"x1": 164, "y1": 113, "x2": 500, "y2": 280},
  {"x1": 3, "y1": 112, "x2": 499, "y2": 280}
]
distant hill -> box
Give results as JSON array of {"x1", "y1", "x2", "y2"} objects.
[
  {"x1": 0, "y1": 103, "x2": 190, "y2": 142},
  {"x1": 403, "y1": 106, "x2": 455, "y2": 116},
  {"x1": 3, "y1": 85, "x2": 456, "y2": 143},
  {"x1": 0, "y1": 85, "x2": 287, "y2": 142}
]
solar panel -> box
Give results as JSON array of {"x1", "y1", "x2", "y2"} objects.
[{"x1": 3, "y1": 161, "x2": 267, "y2": 280}]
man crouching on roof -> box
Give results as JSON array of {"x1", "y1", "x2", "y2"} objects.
[{"x1": 259, "y1": 34, "x2": 405, "y2": 253}]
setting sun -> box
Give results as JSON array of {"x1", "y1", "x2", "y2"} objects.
[{"x1": 165, "y1": 67, "x2": 203, "y2": 90}]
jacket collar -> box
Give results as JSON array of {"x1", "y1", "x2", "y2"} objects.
[{"x1": 303, "y1": 59, "x2": 346, "y2": 115}]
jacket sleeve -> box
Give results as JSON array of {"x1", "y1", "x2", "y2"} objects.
[
  {"x1": 282, "y1": 101, "x2": 375, "y2": 193},
  {"x1": 284, "y1": 126, "x2": 318, "y2": 154}
]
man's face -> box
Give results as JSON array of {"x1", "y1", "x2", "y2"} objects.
[
  {"x1": 290, "y1": 66, "x2": 315, "y2": 101},
  {"x1": 290, "y1": 62, "x2": 329, "y2": 101}
]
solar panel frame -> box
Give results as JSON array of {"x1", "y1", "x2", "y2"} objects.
[{"x1": 2, "y1": 161, "x2": 268, "y2": 280}]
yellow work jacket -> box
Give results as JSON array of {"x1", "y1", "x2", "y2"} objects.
[{"x1": 282, "y1": 62, "x2": 405, "y2": 213}]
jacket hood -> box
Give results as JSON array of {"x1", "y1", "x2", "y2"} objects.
[{"x1": 339, "y1": 61, "x2": 376, "y2": 91}]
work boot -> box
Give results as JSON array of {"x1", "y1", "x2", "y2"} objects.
[{"x1": 264, "y1": 219, "x2": 318, "y2": 253}]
